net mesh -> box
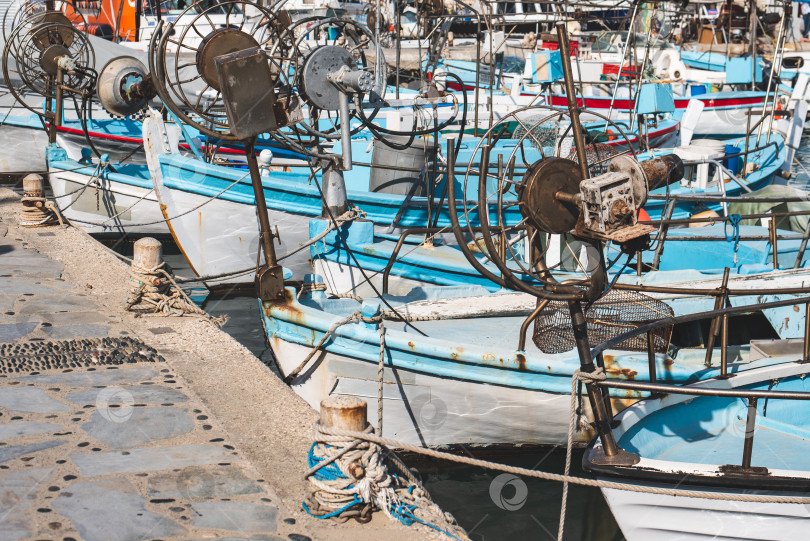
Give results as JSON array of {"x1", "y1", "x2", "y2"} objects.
[
  {"x1": 532, "y1": 289, "x2": 674, "y2": 354},
  {"x1": 566, "y1": 143, "x2": 621, "y2": 176},
  {"x1": 513, "y1": 115, "x2": 560, "y2": 149}
]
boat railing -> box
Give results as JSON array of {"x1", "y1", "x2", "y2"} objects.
[{"x1": 590, "y1": 294, "x2": 810, "y2": 469}]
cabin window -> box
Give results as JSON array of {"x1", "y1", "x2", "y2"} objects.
[{"x1": 783, "y1": 56, "x2": 805, "y2": 70}]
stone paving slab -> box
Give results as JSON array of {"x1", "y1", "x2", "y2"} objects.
[{"x1": 0, "y1": 218, "x2": 312, "y2": 541}]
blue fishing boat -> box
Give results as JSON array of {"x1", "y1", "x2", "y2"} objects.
[{"x1": 585, "y1": 344, "x2": 810, "y2": 540}]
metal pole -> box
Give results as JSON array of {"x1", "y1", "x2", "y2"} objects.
[
  {"x1": 749, "y1": 0, "x2": 757, "y2": 92},
  {"x1": 804, "y1": 302, "x2": 810, "y2": 362},
  {"x1": 245, "y1": 138, "x2": 277, "y2": 267},
  {"x1": 769, "y1": 217, "x2": 779, "y2": 269},
  {"x1": 704, "y1": 267, "x2": 730, "y2": 367},
  {"x1": 720, "y1": 311, "x2": 729, "y2": 376},
  {"x1": 518, "y1": 299, "x2": 549, "y2": 351},
  {"x1": 568, "y1": 300, "x2": 621, "y2": 457},
  {"x1": 395, "y1": 0, "x2": 401, "y2": 99},
  {"x1": 652, "y1": 200, "x2": 675, "y2": 269},
  {"x1": 556, "y1": 22, "x2": 589, "y2": 180},
  {"x1": 338, "y1": 92, "x2": 353, "y2": 171},
  {"x1": 646, "y1": 331, "x2": 656, "y2": 383},
  {"x1": 793, "y1": 218, "x2": 810, "y2": 268},
  {"x1": 741, "y1": 397, "x2": 758, "y2": 469},
  {"x1": 50, "y1": 68, "x2": 64, "y2": 145}
]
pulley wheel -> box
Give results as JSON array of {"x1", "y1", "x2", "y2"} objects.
[
  {"x1": 30, "y1": 11, "x2": 74, "y2": 50},
  {"x1": 38, "y1": 43, "x2": 69, "y2": 75},
  {"x1": 518, "y1": 157, "x2": 581, "y2": 234},
  {"x1": 195, "y1": 28, "x2": 259, "y2": 92},
  {"x1": 299, "y1": 45, "x2": 356, "y2": 111}
]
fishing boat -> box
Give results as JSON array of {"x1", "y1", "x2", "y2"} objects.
[
  {"x1": 46, "y1": 143, "x2": 168, "y2": 235},
  {"x1": 584, "y1": 330, "x2": 810, "y2": 540}
]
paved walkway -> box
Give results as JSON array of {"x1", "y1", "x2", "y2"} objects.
[
  {"x1": 0, "y1": 186, "x2": 445, "y2": 541},
  {"x1": 0, "y1": 213, "x2": 303, "y2": 539}
]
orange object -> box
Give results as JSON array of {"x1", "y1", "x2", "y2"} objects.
[
  {"x1": 638, "y1": 208, "x2": 651, "y2": 222},
  {"x1": 97, "y1": 0, "x2": 138, "y2": 42}
]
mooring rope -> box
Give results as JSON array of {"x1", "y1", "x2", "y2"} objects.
[
  {"x1": 304, "y1": 422, "x2": 468, "y2": 539},
  {"x1": 125, "y1": 261, "x2": 226, "y2": 326},
  {"x1": 19, "y1": 195, "x2": 62, "y2": 227},
  {"x1": 315, "y1": 363, "x2": 810, "y2": 505}
]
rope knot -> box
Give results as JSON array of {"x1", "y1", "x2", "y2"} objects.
[{"x1": 575, "y1": 367, "x2": 606, "y2": 383}]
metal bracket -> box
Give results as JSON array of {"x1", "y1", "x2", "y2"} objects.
[
  {"x1": 587, "y1": 445, "x2": 641, "y2": 467},
  {"x1": 255, "y1": 264, "x2": 285, "y2": 302}
]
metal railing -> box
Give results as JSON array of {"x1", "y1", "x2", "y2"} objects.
[{"x1": 590, "y1": 295, "x2": 810, "y2": 470}]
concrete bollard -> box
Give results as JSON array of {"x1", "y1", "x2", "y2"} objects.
[
  {"x1": 320, "y1": 395, "x2": 367, "y2": 432},
  {"x1": 131, "y1": 237, "x2": 164, "y2": 287},
  {"x1": 20, "y1": 174, "x2": 56, "y2": 227},
  {"x1": 22, "y1": 173, "x2": 44, "y2": 196}
]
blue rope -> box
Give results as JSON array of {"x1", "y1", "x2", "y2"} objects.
[
  {"x1": 307, "y1": 442, "x2": 348, "y2": 481},
  {"x1": 304, "y1": 451, "x2": 460, "y2": 537},
  {"x1": 725, "y1": 214, "x2": 742, "y2": 263}
]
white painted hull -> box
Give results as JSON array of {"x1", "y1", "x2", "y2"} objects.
[
  {"x1": 601, "y1": 483, "x2": 810, "y2": 541},
  {"x1": 154, "y1": 184, "x2": 312, "y2": 283},
  {"x1": 314, "y1": 258, "x2": 421, "y2": 298},
  {"x1": 49, "y1": 167, "x2": 167, "y2": 235},
  {"x1": 268, "y1": 335, "x2": 580, "y2": 447}
]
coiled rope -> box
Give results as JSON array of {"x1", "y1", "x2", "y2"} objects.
[
  {"x1": 304, "y1": 422, "x2": 468, "y2": 539},
  {"x1": 20, "y1": 194, "x2": 62, "y2": 227},
  {"x1": 125, "y1": 261, "x2": 226, "y2": 326}
]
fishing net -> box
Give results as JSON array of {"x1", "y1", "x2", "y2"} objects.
[
  {"x1": 532, "y1": 289, "x2": 673, "y2": 354},
  {"x1": 512, "y1": 115, "x2": 560, "y2": 149},
  {"x1": 566, "y1": 143, "x2": 621, "y2": 176}
]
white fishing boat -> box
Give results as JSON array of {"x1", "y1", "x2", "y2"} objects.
[{"x1": 585, "y1": 350, "x2": 810, "y2": 540}]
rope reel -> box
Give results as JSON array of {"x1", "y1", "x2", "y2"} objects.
[
  {"x1": 148, "y1": 0, "x2": 297, "y2": 142},
  {"x1": 449, "y1": 106, "x2": 684, "y2": 303},
  {"x1": 2, "y1": 0, "x2": 86, "y2": 42},
  {"x1": 2, "y1": 17, "x2": 94, "y2": 119}
]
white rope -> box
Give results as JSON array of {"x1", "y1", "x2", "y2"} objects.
[
  {"x1": 125, "y1": 261, "x2": 226, "y2": 326},
  {"x1": 305, "y1": 422, "x2": 468, "y2": 538}
]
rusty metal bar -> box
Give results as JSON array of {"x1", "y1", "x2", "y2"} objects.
[
  {"x1": 794, "y1": 218, "x2": 810, "y2": 269},
  {"x1": 720, "y1": 312, "x2": 729, "y2": 377},
  {"x1": 556, "y1": 22, "x2": 590, "y2": 181},
  {"x1": 769, "y1": 218, "x2": 779, "y2": 270},
  {"x1": 569, "y1": 300, "x2": 620, "y2": 457},
  {"x1": 517, "y1": 299, "x2": 550, "y2": 351},
  {"x1": 596, "y1": 380, "x2": 810, "y2": 399},
  {"x1": 652, "y1": 199, "x2": 675, "y2": 269},
  {"x1": 647, "y1": 331, "x2": 657, "y2": 383},
  {"x1": 636, "y1": 251, "x2": 642, "y2": 276},
  {"x1": 642, "y1": 208, "x2": 810, "y2": 227},
  {"x1": 704, "y1": 267, "x2": 730, "y2": 368},
  {"x1": 805, "y1": 303, "x2": 810, "y2": 363},
  {"x1": 615, "y1": 282, "x2": 810, "y2": 297},
  {"x1": 741, "y1": 397, "x2": 758, "y2": 469}
]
